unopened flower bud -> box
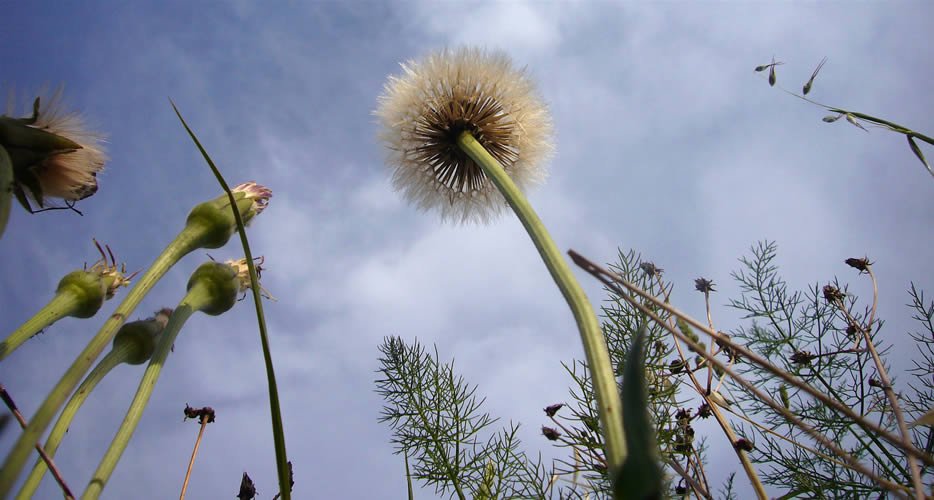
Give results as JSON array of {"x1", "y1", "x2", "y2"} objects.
[
  {"x1": 185, "y1": 182, "x2": 272, "y2": 249},
  {"x1": 112, "y1": 308, "x2": 172, "y2": 365},
  {"x1": 543, "y1": 403, "x2": 563, "y2": 417},
  {"x1": 55, "y1": 270, "x2": 107, "y2": 319},
  {"x1": 541, "y1": 426, "x2": 561, "y2": 441},
  {"x1": 186, "y1": 261, "x2": 241, "y2": 316}
]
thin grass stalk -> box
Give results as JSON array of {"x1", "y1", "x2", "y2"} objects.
[
  {"x1": 171, "y1": 101, "x2": 290, "y2": 500},
  {"x1": 456, "y1": 131, "x2": 626, "y2": 472}
]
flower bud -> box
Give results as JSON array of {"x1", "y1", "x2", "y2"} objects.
[
  {"x1": 184, "y1": 182, "x2": 272, "y2": 249},
  {"x1": 55, "y1": 270, "x2": 107, "y2": 319},
  {"x1": 112, "y1": 308, "x2": 172, "y2": 365},
  {"x1": 186, "y1": 261, "x2": 241, "y2": 316}
]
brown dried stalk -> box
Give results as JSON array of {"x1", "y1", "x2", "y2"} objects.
[{"x1": 0, "y1": 385, "x2": 74, "y2": 500}]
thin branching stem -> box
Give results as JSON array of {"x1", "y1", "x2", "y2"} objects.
[
  {"x1": 833, "y1": 267, "x2": 924, "y2": 498},
  {"x1": 571, "y1": 251, "x2": 933, "y2": 468},
  {"x1": 569, "y1": 250, "x2": 921, "y2": 497}
]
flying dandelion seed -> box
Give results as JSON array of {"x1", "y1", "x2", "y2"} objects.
[{"x1": 375, "y1": 47, "x2": 553, "y2": 224}]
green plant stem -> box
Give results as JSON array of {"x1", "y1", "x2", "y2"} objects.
[
  {"x1": 1, "y1": 291, "x2": 84, "y2": 362},
  {"x1": 172, "y1": 102, "x2": 290, "y2": 500},
  {"x1": 18, "y1": 344, "x2": 133, "y2": 499},
  {"x1": 456, "y1": 131, "x2": 627, "y2": 471},
  {"x1": 82, "y1": 291, "x2": 207, "y2": 499},
  {"x1": 0, "y1": 229, "x2": 205, "y2": 498}
]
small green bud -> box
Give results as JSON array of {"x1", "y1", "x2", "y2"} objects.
[
  {"x1": 112, "y1": 308, "x2": 172, "y2": 365},
  {"x1": 187, "y1": 262, "x2": 240, "y2": 316},
  {"x1": 779, "y1": 384, "x2": 790, "y2": 409},
  {"x1": 56, "y1": 270, "x2": 107, "y2": 318}
]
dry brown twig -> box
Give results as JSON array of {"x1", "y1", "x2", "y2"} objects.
[{"x1": 0, "y1": 384, "x2": 75, "y2": 500}]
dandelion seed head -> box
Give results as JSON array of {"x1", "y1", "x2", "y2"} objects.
[
  {"x1": 375, "y1": 47, "x2": 554, "y2": 224},
  {"x1": 5, "y1": 88, "x2": 108, "y2": 204}
]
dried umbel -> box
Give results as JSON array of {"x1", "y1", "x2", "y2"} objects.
[
  {"x1": 376, "y1": 47, "x2": 553, "y2": 223},
  {"x1": 1, "y1": 90, "x2": 107, "y2": 210}
]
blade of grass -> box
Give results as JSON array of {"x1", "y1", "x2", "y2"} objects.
[{"x1": 170, "y1": 100, "x2": 291, "y2": 500}]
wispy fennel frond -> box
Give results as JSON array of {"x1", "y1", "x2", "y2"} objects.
[
  {"x1": 727, "y1": 241, "x2": 927, "y2": 496},
  {"x1": 375, "y1": 336, "x2": 554, "y2": 499}
]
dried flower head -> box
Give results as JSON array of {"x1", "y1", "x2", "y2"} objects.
[
  {"x1": 541, "y1": 426, "x2": 561, "y2": 441},
  {"x1": 543, "y1": 403, "x2": 564, "y2": 417},
  {"x1": 639, "y1": 261, "x2": 663, "y2": 278},
  {"x1": 3, "y1": 89, "x2": 107, "y2": 208},
  {"x1": 224, "y1": 256, "x2": 275, "y2": 300},
  {"x1": 694, "y1": 277, "x2": 716, "y2": 293},
  {"x1": 844, "y1": 256, "x2": 872, "y2": 273},
  {"x1": 375, "y1": 47, "x2": 554, "y2": 223},
  {"x1": 822, "y1": 284, "x2": 845, "y2": 303}
]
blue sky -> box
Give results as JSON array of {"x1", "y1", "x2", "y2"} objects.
[{"x1": 2, "y1": 2, "x2": 932, "y2": 498}]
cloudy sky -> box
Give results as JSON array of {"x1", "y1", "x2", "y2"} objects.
[{"x1": 2, "y1": 1, "x2": 932, "y2": 498}]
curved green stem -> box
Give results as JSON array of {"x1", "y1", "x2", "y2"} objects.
[
  {"x1": 456, "y1": 131, "x2": 627, "y2": 471},
  {"x1": 17, "y1": 345, "x2": 133, "y2": 499},
  {"x1": 1, "y1": 291, "x2": 84, "y2": 362},
  {"x1": 82, "y1": 286, "x2": 208, "y2": 499},
  {"x1": 0, "y1": 229, "x2": 206, "y2": 497}
]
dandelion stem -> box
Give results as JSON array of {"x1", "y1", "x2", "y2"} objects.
[
  {"x1": 0, "y1": 230, "x2": 204, "y2": 498},
  {"x1": 17, "y1": 345, "x2": 132, "y2": 499},
  {"x1": 82, "y1": 295, "x2": 205, "y2": 499},
  {"x1": 456, "y1": 131, "x2": 627, "y2": 471},
  {"x1": 1, "y1": 291, "x2": 84, "y2": 362}
]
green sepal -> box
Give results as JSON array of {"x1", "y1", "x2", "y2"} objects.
[
  {"x1": 187, "y1": 261, "x2": 239, "y2": 316},
  {"x1": 0, "y1": 145, "x2": 12, "y2": 237},
  {"x1": 0, "y1": 116, "x2": 81, "y2": 151},
  {"x1": 613, "y1": 325, "x2": 664, "y2": 500},
  {"x1": 56, "y1": 270, "x2": 106, "y2": 319},
  {"x1": 112, "y1": 318, "x2": 166, "y2": 365}
]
